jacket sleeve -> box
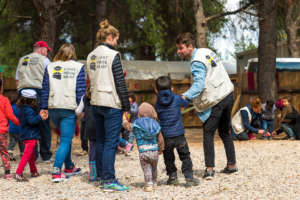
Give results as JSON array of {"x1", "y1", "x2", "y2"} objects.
[
  {"x1": 4, "y1": 99, "x2": 20, "y2": 126},
  {"x1": 76, "y1": 66, "x2": 86, "y2": 105},
  {"x1": 241, "y1": 110, "x2": 258, "y2": 133},
  {"x1": 41, "y1": 68, "x2": 50, "y2": 109},
  {"x1": 25, "y1": 108, "x2": 42, "y2": 125},
  {"x1": 112, "y1": 54, "x2": 130, "y2": 111},
  {"x1": 182, "y1": 61, "x2": 206, "y2": 100},
  {"x1": 177, "y1": 95, "x2": 190, "y2": 108}
]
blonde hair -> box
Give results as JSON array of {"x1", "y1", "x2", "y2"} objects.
[
  {"x1": 96, "y1": 19, "x2": 119, "y2": 44},
  {"x1": 251, "y1": 97, "x2": 262, "y2": 109},
  {"x1": 53, "y1": 43, "x2": 77, "y2": 62}
]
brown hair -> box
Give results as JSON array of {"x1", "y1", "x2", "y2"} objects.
[
  {"x1": 96, "y1": 19, "x2": 119, "y2": 44},
  {"x1": 53, "y1": 43, "x2": 77, "y2": 62},
  {"x1": 17, "y1": 96, "x2": 38, "y2": 111},
  {"x1": 7, "y1": 91, "x2": 18, "y2": 104},
  {"x1": 176, "y1": 32, "x2": 195, "y2": 48},
  {"x1": 251, "y1": 97, "x2": 262, "y2": 109}
]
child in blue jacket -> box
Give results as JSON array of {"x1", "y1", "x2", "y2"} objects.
[
  {"x1": 128, "y1": 102, "x2": 164, "y2": 192},
  {"x1": 15, "y1": 89, "x2": 46, "y2": 181},
  {"x1": 154, "y1": 76, "x2": 199, "y2": 187}
]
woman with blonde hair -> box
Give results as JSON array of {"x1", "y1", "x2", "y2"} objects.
[
  {"x1": 231, "y1": 97, "x2": 270, "y2": 140},
  {"x1": 41, "y1": 43, "x2": 86, "y2": 182},
  {"x1": 86, "y1": 20, "x2": 130, "y2": 191}
]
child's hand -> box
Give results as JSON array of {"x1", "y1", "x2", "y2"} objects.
[
  {"x1": 272, "y1": 131, "x2": 277, "y2": 136},
  {"x1": 122, "y1": 120, "x2": 132, "y2": 131},
  {"x1": 264, "y1": 132, "x2": 271, "y2": 137},
  {"x1": 40, "y1": 110, "x2": 48, "y2": 120}
]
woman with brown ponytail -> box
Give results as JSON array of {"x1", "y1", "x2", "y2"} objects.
[
  {"x1": 231, "y1": 97, "x2": 271, "y2": 140},
  {"x1": 86, "y1": 20, "x2": 130, "y2": 192}
]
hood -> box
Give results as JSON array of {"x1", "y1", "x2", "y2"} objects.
[
  {"x1": 157, "y1": 89, "x2": 174, "y2": 106},
  {"x1": 132, "y1": 117, "x2": 161, "y2": 138}
]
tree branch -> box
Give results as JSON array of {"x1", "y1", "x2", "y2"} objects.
[
  {"x1": 242, "y1": 10, "x2": 258, "y2": 17},
  {"x1": 13, "y1": 15, "x2": 32, "y2": 19},
  {"x1": 0, "y1": 0, "x2": 8, "y2": 16},
  {"x1": 206, "y1": 2, "x2": 257, "y2": 22}
]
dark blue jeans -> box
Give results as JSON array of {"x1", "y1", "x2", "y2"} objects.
[
  {"x1": 92, "y1": 106, "x2": 123, "y2": 182},
  {"x1": 49, "y1": 109, "x2": 76, "y2": 170}
]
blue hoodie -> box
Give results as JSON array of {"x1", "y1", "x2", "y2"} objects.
[
  {"x1": 129, "y1": 117, "x2": 161, "y2": 153},
  {"x1": 155, "y1": 89, "x2": 190, "y2": 138}
]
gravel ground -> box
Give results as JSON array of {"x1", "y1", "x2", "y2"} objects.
[{"x1": 0, "y1": 129, "x2": 299, "y2": 200}]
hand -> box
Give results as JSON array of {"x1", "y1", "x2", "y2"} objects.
[
  {"x1": 272, "y1": 131, "x2": 277, "y2": 136},
  {"x1": 77, "y1": 112, "x2": 85, "y2": 120},
  {"x1": 123, "y1": 112, "x2": 129, "y2": 121},
  {"x1": 181, "y1": 95, "x2": 187, "y2": 100},
  {"x1": 40, "y1": 110, "x2": 48, "y2": 120},
  {"x1": 258, "y1": 129, "x2": 265, "y2": 135},
  {"x1": 264, "y1": 132, "x2": 271, "y2": 137}
]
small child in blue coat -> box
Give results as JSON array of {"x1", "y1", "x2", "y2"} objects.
[{"x1": 128, "y1": 102, "x2": 164, "y2": 192}]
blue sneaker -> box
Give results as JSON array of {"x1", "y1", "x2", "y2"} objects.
[{"x1": 103, "y1": 180, "x2": 129, "y2": 192}]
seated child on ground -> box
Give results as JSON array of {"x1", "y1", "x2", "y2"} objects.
[{"x1": 261, "y1": 100, "x2": 276, "y2": 140}]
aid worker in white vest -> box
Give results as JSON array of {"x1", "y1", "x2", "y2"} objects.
[
  {"x1": 40, "y1": 43, "x2": 86, "y2": 183},
  {"x1": 15, "y1": 41, "x2": 53, "y2": 162},
  {"x1": 176, "y1": 32, "x2": 237, "y2": 180},
  {"x1": 86, "y1": 20, "x2": 130, "y2": 191},
  {"x1": 231, "y1": 97, "x2": 270, "y2": 141}
]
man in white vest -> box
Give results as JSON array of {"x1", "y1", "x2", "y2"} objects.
[
  {"x1": 176, "y1": 32, "x2": 237, "y2": 180},
  {"x1": 15, "y1": 41, "x2": 53, "y2": 162}
]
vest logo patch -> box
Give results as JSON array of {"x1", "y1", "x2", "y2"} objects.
[
  {"x1": 21, "y1": 57, "x2": 30, "y2": 66},
  {"x1": 90, "y1": 55, "x2": 97, "y2": 70},
  {"x1": 52, "y1": 66, "x2": 63, "y2": 80},
  {"x1": 206, "y1": 55, "x2": 217, "y2": 67}
]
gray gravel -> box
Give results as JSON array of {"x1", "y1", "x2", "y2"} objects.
[{"x1": 0, "y1": 135, "x2": 299, "y2": 200}]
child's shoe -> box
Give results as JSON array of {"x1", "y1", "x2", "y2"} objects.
[
  {"x1": 143, "y1": 184, "x2": 153, "y2": 192},
  {"x1": 31, "y1": 172, "x2": 40, "y2": 177},
  {"x1": 15, "y1": 174, "x2": 28, "y2": 182},
  {"x1": 103, "y1": 180, "x2": 129, "y2": 192},
  {"x1": 202, "y1": 169, "x2": 215, "y2": 180},
  {"x1": 185, "y1": 177, "x2": 200, "y2": 187},
  {"x1": 248, "y1": 133, "x2": 256, "y2": 140},
  {"x1": 166, "y1": 175, "x2": 179, "y2": 185},
  {"x1": 89, "y1": 161, "x2": 97, "y2": 182},
  {"x1": 64, "y1": 164, "x2": 81, "y2": 176},
  {"x1": 125, "y1": 143, "x2": 133, "y2": 154},
  {"x1": 4, "y1": 174, "x2": 13, "y2": 180}
]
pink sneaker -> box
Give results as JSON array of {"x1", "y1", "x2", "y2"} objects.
[
  {"x1": 4, "y1": 174, "x2": 13, "y2": 180},
  {"x1": 248, "y1": 133, "x2": 256, "y2": 140},
  {"x1": 52, "y1": 173, "x2": 69, "y2": 183},
  {"x1": 64, "y1": 165, "x2": 81, "y2": 176}
]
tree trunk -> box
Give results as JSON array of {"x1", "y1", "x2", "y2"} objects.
[
  {"x1": 33, "y1": 0, "x2": 63, "y2": 56},
  {"x1": 193, "y1": 0, "x2": 207, "y2": 48},
  {"x1": 284, "y1": 1, "x2": 300, "y2": 57},
  {"x1": 93, "y1": 0, "x2": 107, "y2": 48},
  {"x1": 257, "y1": 0, "x2": 278, "y2": 102}
]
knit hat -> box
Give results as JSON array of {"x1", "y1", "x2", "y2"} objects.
[
  {"x1": 138, "y1": 102, "x2": 157, "y2": 119},
  {"x1": 21, "y1": 89, "x2": 37, "y2": 99}
]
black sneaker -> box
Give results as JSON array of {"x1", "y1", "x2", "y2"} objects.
[
  {"x1": 167, "y1": 176, "x2": 179, "y2": 185},
  {"x1": 185, "y1": 177, "x2": 200, "y2": 187},
  {"x1": 221, "y1": 166, "x2": 238, "y2": 174},
  {"x1": 202, "y1": 169, "x2": 215, "y2": 180}
]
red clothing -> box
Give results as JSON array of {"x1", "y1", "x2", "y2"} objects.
[
  {"x1": 0, "y1": 95, "x2": 20, "y2": 134},
  {"x1": 16, "y1": 139, "x2": 38, "y2": 175}
]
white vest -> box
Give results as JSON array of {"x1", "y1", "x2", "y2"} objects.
[
  {"x1": 47, "y1": 60, "x2": 83, "y2": 110},
  {"x1": 86, "y1": 45, "x2": 121, "y2": 109},
  {"x1": 231, "y1": 106, "x2": 252, "y2": 134},
  {"x1": 17, "y1": 53, "x2": 48, "y2": 89},
  {"x1": 192, "y1": 48, "x2": 234, "y2": 112}
]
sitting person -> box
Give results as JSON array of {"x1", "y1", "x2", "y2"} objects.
[
  {"x1": 231, "y1": 97, "x2": 270, "y2": 140},
  {"x1": 272, "y1": 97, "x2": 300, "y2": 140},
  {"x1": 261, "y1": 100, "x2": 276, "y2": 140}
]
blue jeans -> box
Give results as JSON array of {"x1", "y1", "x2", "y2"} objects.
[
  {"x1": 49, "y1": 109, "x2": 76, "y2": 169},
  {"x1": 92, "y1": 106, "x2": 123, "y2": 182},
  {"x1": 262, "y1": 120, "x2": 274, "y2": 137},
  {"x1": 282, "y1": 123, "x2": 295, "y2": 138}
]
